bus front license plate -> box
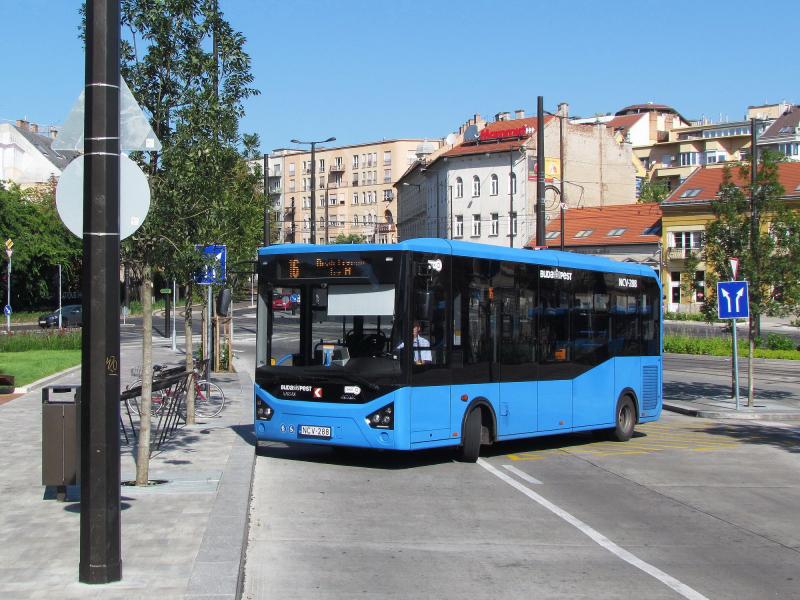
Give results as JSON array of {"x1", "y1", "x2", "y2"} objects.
[{"x1": 299, "y1": 425, "x2": 332, "y2": 439}]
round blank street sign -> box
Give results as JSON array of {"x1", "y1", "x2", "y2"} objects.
[{"x1": 56, "y1": 154, "x2": 150, "y2": 240}]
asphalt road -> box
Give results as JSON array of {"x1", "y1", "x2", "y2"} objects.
[{"x1": 243, "y1": 413, "x2": 800, "y2": 599}]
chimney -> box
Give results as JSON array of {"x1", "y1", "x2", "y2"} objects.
[
  {"x1": 30, "y1": 123, "x2": 39, "y2": 134},
  {"x1": 495, "y1": 111, "x2": 511, "y2": 122},
  {"x1": 557, "y1": 102, "x2": 569, "y2": 118},
  {"x1": 16, "y1": 119, "x2": 29, "y2": 131},
  {"x1": 49, "y1": 127, "x2": 58, "y2": 139},
  {"x1": 515, "y1": 109, "x2": 525, "y2": 119}
]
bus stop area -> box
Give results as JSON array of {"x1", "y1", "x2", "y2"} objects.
[{"x1": 0, "y1": 339, "x2": 255, "y2": 600}]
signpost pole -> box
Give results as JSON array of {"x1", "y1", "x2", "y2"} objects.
[
  {"x1": 207, "y1": 285, "x2": 213, "y2": 371},
  {"x1": 58, "y1": 264, "x2": 62, "y2": 329},
  {"x1": 5, "y1": 249, "x2": 11, "y2": 332},
  {"x1": 732, "y1": 319, "x2": 740, "y2": 411}
]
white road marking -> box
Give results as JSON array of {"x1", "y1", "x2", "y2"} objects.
[
  {"x1": 478, "y1": 459, "x2": 710, "y2": 600},
  {"x1": 502, "y1": 464, "x2": 542, "y2": 484}
]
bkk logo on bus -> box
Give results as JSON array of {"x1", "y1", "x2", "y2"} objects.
[{"x1": 539, "y1": 268, "x2": 572, "y2": 281}]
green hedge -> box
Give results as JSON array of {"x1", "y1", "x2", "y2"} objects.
[
  {"x1": 665, "y1": 335, "x2": 800, "y2": 360},
  {"x1": 0, "y1": 331, "x2": 81, "y2": 352}
]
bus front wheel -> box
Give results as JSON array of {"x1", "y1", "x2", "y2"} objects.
[
  {"x1": 610, "y1": 396, "x2": 636, "y2": 442},
  {"x1": 457, "y1": 408, "x2": 482, "y2": 463}
]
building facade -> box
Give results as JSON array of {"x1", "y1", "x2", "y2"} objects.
[
  {"x1": 0, "y1": 120, "x2": 78, "y2": 187},
  {"x1": 758, "y1": 104, "x2": 800, "y2": 161},
  {"x1": 397, "y1": 106, "x2": 638, "y2": 247},
  {"x1": 661, "y1": 162, "x2": 800, "y2": 313},
  {"x1": 267, "y1": 139, "x2": 439, "y2": 245}
]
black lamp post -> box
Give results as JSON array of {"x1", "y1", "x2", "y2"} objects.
[{"x1": 291, "y1": 136, "x2": 335, "y2": 244}]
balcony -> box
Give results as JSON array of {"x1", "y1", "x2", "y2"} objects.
[
  {"x1": 375, "y1": 223, "x2": 396, "y2": 233},
  {"x1": 667, "y1": 247, "x2": 702, "y2": 260},
  {"x1": 329, "y1": 163, "x2": 345, "y2": 172}
]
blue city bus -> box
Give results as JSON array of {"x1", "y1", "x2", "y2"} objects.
[{"x1": 254, "y1": 239, "x2": 661, "y2": 462}]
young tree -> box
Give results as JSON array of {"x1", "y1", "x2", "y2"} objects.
[
  {"x1": 702, "y1": 152, "x2": 800, "y2": 405},
  {"x1": 107, "y1": 0, "x2": 260, "y2": 483},
  {"x1": 334, "y1": 233, "x2": 367, "y2": 244}
]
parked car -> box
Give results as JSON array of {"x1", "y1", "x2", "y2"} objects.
[
  {"x1": 271, "y1": 294, "x2": 295, "y2": 311},
  {"x1": 38, "y1": 305, "x2": 83, "y2": 328}
]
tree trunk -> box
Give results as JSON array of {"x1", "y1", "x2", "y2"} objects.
[
  {"x1": 135, "y1": 265, "x2": 154, "y2": 485},
  {"x1": 747, "y1": 317, "x2": 755, "y2": 407},
  {"x1": 184, "y1": 282, "x2": 196, "y2": 425}
]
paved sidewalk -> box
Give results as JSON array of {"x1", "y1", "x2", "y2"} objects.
[
  {"x1": 663, "y1": 394, "x2": 800, "y2": 421},
  {"x1": 0, "y1": 339, "x2": 255, "y2": 600}
]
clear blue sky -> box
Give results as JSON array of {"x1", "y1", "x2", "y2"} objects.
[{"x1": 2, "y1": 0, "x2": 797, "y2": 152}]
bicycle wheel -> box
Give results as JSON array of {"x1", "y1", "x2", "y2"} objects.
[
  {"x1": 194, "y1": 380, "x2": 225, "y2": 418},
  {"x1": 126, "y1": 379, "x2": 166, "y2": 416}
]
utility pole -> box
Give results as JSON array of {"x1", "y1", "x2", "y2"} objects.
[
  {"x1": 324, "y1": 185, "x2": 330, "y2": 243},
  {"x1": 559, "y1": 112, "x2": 566, "y2": 251},
  {"x1": 5, "y1": 241, "x2": 12, "y2": 332},
  {"x1": 509, "y1": 150, "x2": 515, "y2": 248},
  {"x1": 291, "y1": 137, "x2": 335, "y2": 244},
  {"x1": 80, "y1": 0, "x2": 121, "y2": 583},
  {"x1": 58, "y1": 264, "x2": 63, "y2": 329},
  {"x1": 536, "y1": 96, "x2": 546, "y2": 247},
  {"x1": 747, "y1": 119, "x2": 758, "y2": 407}
]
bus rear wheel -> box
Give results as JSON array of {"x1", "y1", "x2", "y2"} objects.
[
  {"x1": 610, "y1": 396, "x2": 636, "y2": 442},
  {"x1": 457, "y1": 408, "x2": 482, "y2": 463}
]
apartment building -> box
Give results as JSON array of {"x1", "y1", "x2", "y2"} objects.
[
  {"x1": 632, "y1": 103, "x2": 794, "y2": 192},
  {"x1": 267, "y1": 139, "x2": 439, "y2": 245},
  {"x1": 397, "y1": 106, "x2": 638, "y2": 247},
  {"x1": 758, "y1": 104, "x2": 800, "y2": 161}
]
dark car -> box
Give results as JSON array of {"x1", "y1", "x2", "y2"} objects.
[{"x1": 38, "y1": 305, "x2": 83, "y2": 328}]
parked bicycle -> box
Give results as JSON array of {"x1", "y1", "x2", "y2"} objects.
[{"x1": 125, "y1": 359, "x2": 225, "y2": 419}]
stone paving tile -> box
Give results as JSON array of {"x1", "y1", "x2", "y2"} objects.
[{"x1": 0, "y1": 340, "x2": 254, "y2": 599}]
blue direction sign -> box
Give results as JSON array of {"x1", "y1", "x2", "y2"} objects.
[
  {"x1": 195, "y1": 244, "x2": 227, "y2": 285},
  {"x1": 717, "y1": 281, "x2": 749, "y2": 319},
  {"x1": 3, "y1": 305, "x2": 11, "y2": 316}
]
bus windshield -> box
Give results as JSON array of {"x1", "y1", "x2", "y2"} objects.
[{"x1": 256, "y1": 251, "x2": 408, "y2": 392}]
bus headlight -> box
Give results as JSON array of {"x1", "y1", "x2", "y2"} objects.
[
  {"x1": 366, "y1": 403, "x2": 393, "y2": 430},
  {"x1": 255, "y1": 396, "x2": 274, "y2": 421}
]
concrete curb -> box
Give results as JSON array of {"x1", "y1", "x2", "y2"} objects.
[
  {"x1": 663, "y1": 401, "x2": 800, "y2": 421},
  {"x1": 13, "y1": 364, "x2": 81, "y2": 394},
  {"x1": 185, "y1": 371, "x2": 255, "y2": 600}
]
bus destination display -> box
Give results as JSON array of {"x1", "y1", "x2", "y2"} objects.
[{"x1": 282, "y1": 257, "x2": 369, "y2": 279}]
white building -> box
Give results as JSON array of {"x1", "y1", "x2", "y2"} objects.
[
  {"x1": 397, "y1": 106, "x2": 638, "y2": 247},
  {"x1": 0, "y1": 120, "x2": 79, "y2": 187}
]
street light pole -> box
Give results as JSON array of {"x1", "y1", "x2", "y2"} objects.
[
  {"x1": 263, "y1": 153, "x2": 270, "y2": 246},
  {"x1": 5, "y1": 249, "x2": 11, "y2": 332},
  {"x1": 536, "y1": 96, "x2": 546, "y2": 247},
  {"x1": 509, "y1": 149, "x2": 515, "y2": 248},
  {"x1": 291, "y1": 136, "x2": 335, "y2": 244}
]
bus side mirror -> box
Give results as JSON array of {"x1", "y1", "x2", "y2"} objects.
[{"x1": 415, "y1": 290, "x2": 434, "y2": 321}]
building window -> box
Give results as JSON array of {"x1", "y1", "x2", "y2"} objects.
[
  {"x1": 454, "y1": 215, "x2": 464, "y2": 238},
  {"x1": 705, "y1": 150, "x2": 726, "y2": 164},
  {"x1": 490, "y1": 213, "x2": 499, "y2": 236},
  {"x1": 329, "y1": 194, "x2": 337, "y2": 206},
  {"x1": 456, "y1": 177, "x2": 463, "y2": 198},
  {"x1": 289, "y1": 179, "x2": 295, "y2": 192},
  {"x1": 353, "y1": 192, "x2": 359, "y2": 204},
  {"x1": 383, "y1": 189, "x2": 393, "y2": 201},
  {"x1": 778, "y1": 142, "x2": 800, "y2": 157},
  {"x1": 607, "y1": 228, "x2": 626, "y2": 237},
  {"x1": 384, "y1": 169, "x2": 392, "y2": 183},
  {"x1": 352, "y1": 173, "x2": 359, "y2": 186},
  {"x1": 511, "y1": 212, "x2": 517, "y2": 236},
  {"x1": 352, "y1": 155, "x2": 359, "y2": 169},
  {"x1": 319, "y1": 159, "x2": 325, "y2": 172},
  {"x1": 680, "y1": 188, "x2": 702, "y2": 198},
  {"x1": 472, "y1": 176, "x2": 480, "y2": 197},
  {"x1": 510, "y1": 173, "x2": 517, "y2": 195},
  {"x1": 383, "y1": 151, "x2": 392, "y2": 165},
  {"x1": 672, "y1": 231, "x2": 704, "y2": 250},
  {"x1": 289, "y1": 163, "x2": 296, "y2": 176},
  {"x1": 490, "y1": 174, "x2": 499, "y2": 196},
  {"x1": 546, "y1": 231, "x2": 560, "y2": 240},
  {"x1": 471, "y1": 214, "x2": 481, "y2": 237},
  {"x1": 574, "y1": 229, "x2": 593, "y2": 238},
  {"x1": 679, "y1": 152, "x2": 700, "y2": 166}
]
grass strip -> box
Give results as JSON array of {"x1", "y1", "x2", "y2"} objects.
[
  {"x1": 665, "y1": 335, "x2": 800, "y2": 360},
  {"x1": 0, "y1": 350, "x2": 81, "y2": 387},
  {"x1": 0, "y1": 331, "x2": 81, "y2": 352}
]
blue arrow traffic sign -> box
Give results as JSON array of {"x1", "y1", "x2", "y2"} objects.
[
  {"x1": 3, "y1": 305, "x2": 11, "y2": 316},
  {"x1": 717, "y1": 281, "x2": 749, "y2": 319},
  {"x1": 195, "y1": 244, "x2": 227, "y2": 285}
]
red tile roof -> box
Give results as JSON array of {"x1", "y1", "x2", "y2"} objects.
[
  {"x1": 604, "y1": 113, "x2": 645, "y2": 132},
  {"x1": 442, "y1": 116, "x2": 554, "y2": 159},
  {"x1": 527, "y1": 203, "x2": 662, "y2": 248},
  {"x1": 663, "y1": 162, "x2": 800, "y2": 205}
]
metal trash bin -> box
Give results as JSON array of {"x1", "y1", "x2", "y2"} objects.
[{"x1": 42, "y1": 385, "x2": 81, "y2": 501}]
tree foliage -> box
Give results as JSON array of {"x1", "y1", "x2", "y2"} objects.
[
  {"x1": 0, "y1": 182, "x2": 82, "y2": 309},
  {"x1": 638, "y1": 180, "x2": 670, "y2": 204},
  {"x1": 702, "y1": 152, "x2": 800, "y2": 322},
  {"x1": 333, "y1": 233, "x2": 367, "y2": 244}
]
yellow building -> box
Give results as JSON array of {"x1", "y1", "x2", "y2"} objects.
[{"x1": 661, "y1": 161, "x2": 800, "y2": 313}]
